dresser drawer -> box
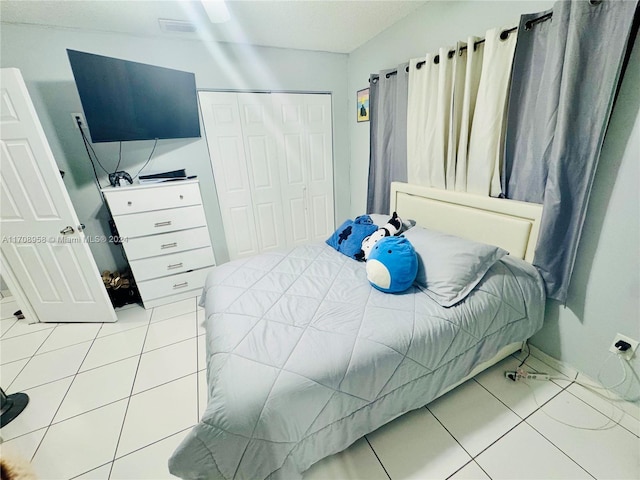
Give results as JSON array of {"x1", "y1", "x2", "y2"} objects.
[
  {"x1": 104, "y1": 182, "x2": 202, "y2": 215},
  {"x1": 123, "y1": 226, "x2": 211, "y2": 260},
  {"x1": 113, "y1": 205, "x2": 207, "y2": 239},
  {"x1": 137, "y1": 267, "x2": 213, "y2": 301},
  {"x1": 129, "y1": 246, "x2": 215, "y2": 281}
]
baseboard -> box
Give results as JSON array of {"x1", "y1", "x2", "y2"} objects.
[
  {"x1": 528, "y1": 344, "x2": 640, "y2": 421},
  {"x1": 527, "y1": 344, "x2": 580, "y2": 380}
]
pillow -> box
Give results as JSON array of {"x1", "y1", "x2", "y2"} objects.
[
  {"x1": 326, "y1": 215, "x2": 378, "y2": 259},
  {"x1": 402, "y1": 226, "x2": 508, "y2": 307}
]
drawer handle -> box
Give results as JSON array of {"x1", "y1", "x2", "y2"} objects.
[
  {"x1": 173, "y1": 281, "x2": 189, "y2": 289},
  {"x1": 179, "y1": 195, "x2": 184, "y2": 200},
  {"x1": 167, "y1": 262, "x2": 183, "y2": 270},
  {"x1": 127, "y1": 201, "x2": 132, "y2": 206},
  {"x1": 154, "y1": 221, "x2": 172, "y2": 228},
  {"x1": 161, "y1": 242, "x2": 178, "y2": 250}
]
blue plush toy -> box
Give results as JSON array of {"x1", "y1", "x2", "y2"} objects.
[
  {"x1": 326, "y1": 215, "x2": 377, "y2": 259},
  {"x1": 366, "y1": 236, "x2": 418, "y2": 293}
]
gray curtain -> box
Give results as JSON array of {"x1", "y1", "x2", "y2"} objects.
[
  {"x1": 367, "y1": 63, "x2": 409, "y2": 214},
  {"x1": 503, "y1": 0, "x2": 638, "y2": 302}
]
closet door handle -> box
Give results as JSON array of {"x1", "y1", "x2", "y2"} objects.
[{"x1": 303, "y1": 186, "x2": 308, "y2": 211}]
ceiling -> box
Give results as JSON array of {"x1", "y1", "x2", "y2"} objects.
[{"x1": 0, "y1": 0, "x2": 428, "y2": 54}]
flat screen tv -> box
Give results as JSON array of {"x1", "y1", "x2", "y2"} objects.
[{"x1": 67, "y1": 49, "x2": 201, "y2": 143}]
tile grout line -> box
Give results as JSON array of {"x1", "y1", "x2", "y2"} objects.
[
  {"x1": 1, "y1": 323, "x2": 56, "y2": 342},
  {"x1": 424, "y1": 405, "x2": 475, "y2": 458},
  {"x1": 4, "y1": 323, "x2": 158, "y2": 393},
  {"x1": 0, "y1": 300, "x2": 200, "y2": 470},
  {"x1": 427, "y1": 375, "x2": 573, "y2": 477},
  {"x1": 444, "y1": 459, "x2": 488, "y2": 480},
  {"x1": 363, "y1": 435, "x2": 392, "y2": 480},
  {"x1": 195, "y1": 297, "x2": 201, "y2": 425},
  {"x1": 148, "y1": 304, "x2": 198, "y2": 324},
  {"x1": 6, "y1": 332, "x2": 202, "y2": 416},
  {"x1": 522, "y1": 417, "x2": 597, "y2": 479},
  {"x1": 517, "y1": 370, "x2": 638, "y2": 433},
  {"x1": 140, "y1": 333, "x2": 199, "y2": 357},
  {"x1": 107, "y1": 309, "x2": 154, "y2": 480},
  {"x1": 475, "y1": 376, "x2": 598, "y2": 479},
  {"x1": 561, "y1": 383, "x2": 640, "y2": 439},
  {"x1": 68, "y1": 461, "x2": 112, "y2": 480},
  {"x1": 6, "y1": 327, "x2": 58, "y2": 391},
  {"x1": 70, "y1": 426, "x2": 197, "y2": 479},
  {"x1": 426, "y1": 403, "x2": 494, "y2": 479},
  {"x1": 28, "y1": 324, "x2": 105, "y2": 464},
  {"x1": 0, "y1": 317, "x2": 19, "y2": 339}
]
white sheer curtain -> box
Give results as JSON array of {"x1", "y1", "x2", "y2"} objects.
[
  {"x1": 467, "y1": 27, "x2": 518, "y2": 196},
  {"x1": 407, "y1": 48, "x2": 454, "y2": 189},
  {"x1": 406, "y1": 57, "x2": 429, "y2": 186},
  {"x1": 446, "y1": 40, "x2": 467, "y2": 191},
  {"x1": 455, "y1": 36, "x2": 484, "y2": 192},
  {"x1": 406, "y1": 26, "x2": 517, "y2": 195}
]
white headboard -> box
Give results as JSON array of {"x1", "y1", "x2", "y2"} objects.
[{"x1": 390, "y1": 182, "x2": 543, "y2": 263}]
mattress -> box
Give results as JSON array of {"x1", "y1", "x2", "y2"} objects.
[{"x1": 169, "y1": 243, "x2": 545, "y2": 480}]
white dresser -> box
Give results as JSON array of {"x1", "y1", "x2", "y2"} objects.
[{"x1": 102, "y1": 179, "x2": 215, "y2": 309}]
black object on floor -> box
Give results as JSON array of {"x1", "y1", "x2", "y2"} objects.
[{"x1": 0, "y1": 388, "x2": 29, "y2": 428}]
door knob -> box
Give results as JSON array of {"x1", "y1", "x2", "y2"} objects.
[{"x1": 60, "y1": 226, "x2": 75, "y2": 235}]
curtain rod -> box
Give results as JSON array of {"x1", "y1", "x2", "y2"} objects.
[
  {"x1": 416, "y1": 25, "x2": 518, "y2": 69},
  {"x1": 369, "y1": 10, "x2": 555, "y2": 82}
]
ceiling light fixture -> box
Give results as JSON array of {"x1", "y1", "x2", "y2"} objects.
[{"x1": 201, "y1": 0, "x2": 231, "y2": 24}]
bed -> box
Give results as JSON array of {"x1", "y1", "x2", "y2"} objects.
[{"x1": 169, "y1": 182, "x2": 546, "y2": 480}]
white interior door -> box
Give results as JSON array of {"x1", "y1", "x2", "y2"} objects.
[
  {"x1": 0, "y1": 68, "x2": 116, "y2": 323},
  {"x1": 198, "y1": 92, "x2": 260, "y2": 259}
]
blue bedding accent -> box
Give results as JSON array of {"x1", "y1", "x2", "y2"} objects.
[
  {"x1": 325, "y1": 215, "x2": 377, "y2": 259},
  {"x1": 169, "y1": 243, "x2": 545, "y2": 480}
]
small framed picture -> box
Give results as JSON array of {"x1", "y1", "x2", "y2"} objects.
[{"x1": 357, "y1": 88, "x2": 369, "y2": 122}]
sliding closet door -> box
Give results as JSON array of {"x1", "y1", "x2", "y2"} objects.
[
  {"x1": 200, "y1": 91, "x2": 334, "y2": 260},
  {"x1": 271, "y1": 93, "x2": 334, "y2": 245},
  {"x1": 199, "y1": 92, "x2": 261, "y2": 259}
]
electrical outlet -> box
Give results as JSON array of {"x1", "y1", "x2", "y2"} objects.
[
  {"x1": 609, "y1": 333, "x2": 639, "y2": 360},
  {"x1": 71, "y1": 112, "x2": 85, "y2": 129}
]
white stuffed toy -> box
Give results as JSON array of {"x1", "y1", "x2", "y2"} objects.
[{"x1": 355, "y1": 212, "x2": 403, "y2": 261}]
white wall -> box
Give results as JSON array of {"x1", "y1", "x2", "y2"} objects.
[
  {"x1": 348, "y1": 0, "x2": 640, "y2": 398},
  {"x1": 0, "y1": 24, "x2": 349, "y2": 270}
]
